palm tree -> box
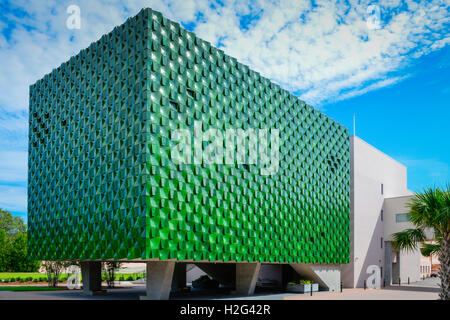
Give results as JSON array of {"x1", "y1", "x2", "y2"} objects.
[{"x1": 392, "y1": 185, "x2": 450, "y2": 300}]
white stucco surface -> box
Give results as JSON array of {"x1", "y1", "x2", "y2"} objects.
[{"x1": 342, "y1": 136, "x2": 415, "y2": 288}]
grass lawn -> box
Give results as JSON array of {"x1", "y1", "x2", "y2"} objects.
[
  {"x1": 0, "y1": 286, "x2": 66, "y2": 292},
  {"x1": 0, "y1": 273, "x2": 48, "y2": 279},
  {"x1": 0, "y1": 272, "x2": 145, "y2": 282},
  {"x1": 0, "y1": 272, "x2": 61, "y2": 283},
  {"x1": 114, "y1": 273, "x2": 145, "y2": 281}
]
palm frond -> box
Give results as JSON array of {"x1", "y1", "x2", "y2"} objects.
[
  {"x1": 420, "y1": 243, "x2": 441, "y2": 257},
  {"x1": 391, "y1": 228, "x2": 426, "y2": 252},
  {"x1": 440, "y1": 184, "x2": 450, "y2": 233},
  {"x1": 407, "y1": 185, "x2": 450, "y2": 234}
]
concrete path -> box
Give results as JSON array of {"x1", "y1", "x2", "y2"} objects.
[
  {"x1": 285, "y1": 278, "x2": 440, "y2": 300},
  {"x1": 0, "y1": 278, "x2": 441, "y2": 300},
  {"x1": 0, "y1": 286, "x2": 147, "y2": 300},
  {"x1": 284, "y1": 287, "x2": 440, "y2": 300}
]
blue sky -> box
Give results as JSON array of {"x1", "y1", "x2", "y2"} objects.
[
  {"x1": 324, "y1": 44, "x2": 450, "y2": 192},
  {"x1": 0, "y1": 0, "x2": 449, "y2": 221}
]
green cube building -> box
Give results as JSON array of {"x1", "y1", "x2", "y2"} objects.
[{"x1": 28, "y1": 8, "x2": 350, "y2": 297}]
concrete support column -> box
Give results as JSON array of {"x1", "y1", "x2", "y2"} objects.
[
  {"x1": 235, "y1": 263, "x2": 261, "y2": 296},
  {"x1": 384, "y1": 241, "x2": 393, "y2": 286},
  {"x1": 80, "y1": 261, "x2": 103, "y2": 296},
  {"x1": 171, "y1": 262, "x2": 187, "y2": 292},
  {"x1": 140, "y1": 261, "x2": 175, "y2": 300}
]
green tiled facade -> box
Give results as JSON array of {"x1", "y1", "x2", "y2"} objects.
[{"x1": 28, "y1": 8, "x2": 350, "y2": 263}]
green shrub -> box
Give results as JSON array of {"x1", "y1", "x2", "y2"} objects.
[
  {"x1": 288, "y1": 279, "x2": 314, "y2": 285},
  {"x1": 0, "y1": 230, "x2": 41, "y2": 272},
  {"x1": 194, "y1": 275, "x2": 210, "y2": 282},
  {"x1": 192, "y1": 275, "x2": 219, "y2": 289}
]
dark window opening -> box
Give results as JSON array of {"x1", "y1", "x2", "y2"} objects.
[
  {"x1": 187, "y1": 89, "x2": 195, "y2": 98},
  {"x1": 381, "y1": 237, "x2": 383, "y2": 248},
  {"x1": 381, "y1": 183, "x2": 384, "y2": 195},
  {"x1": 381, "y1": 210, "x2": 383, "y2": 221},
  {"x1": 169, "y1": 101, "x2": 179, "y2": 110},
  {"x1": 327, "y1": 155, "x2": 339, "y2": 174}
]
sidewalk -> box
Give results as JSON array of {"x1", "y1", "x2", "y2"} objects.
[{"x1": 285, "y1": 286, "x2": 440, "y2": 300}]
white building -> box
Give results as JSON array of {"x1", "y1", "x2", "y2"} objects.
[{"x1": 341, "y1": 136, "x2": 428, "y2": 288}]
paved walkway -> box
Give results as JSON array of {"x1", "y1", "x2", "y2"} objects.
[
  {"x1": 284, "y1": 287, "x2": 440, "y2": 300},
  {"x1": 285, "y1": 278, "x2": 441, "y2": 300},
  {"x1": 0, "y1": 286, "x2": 146, "y2": 300},
  {"x1": 0, "y1": 278, "x2": 441, "y2": 300}
]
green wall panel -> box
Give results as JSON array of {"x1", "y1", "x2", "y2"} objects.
[{"x1": 28, "y1": 8, "x2": 350, "y2": 264}]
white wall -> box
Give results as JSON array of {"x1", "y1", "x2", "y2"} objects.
[
  {"x1": 420, "y1": 254, "x2": 432, "y2": 278},
  {"x1": 186, "y1": 264, "x2": 207, "y2": 284},
  {"x1": 383, "y1": 195, "x2": 422, "y2": 284},
  {"x1": 257, "y1": 264, "x2": 282, "y2": 287},
  {"x1": 290, "y1": 264, "x2": 341, "y2": 292},
  {"x1": 399, "y1": 248, "x2": 421, "y2": 283},
  {"x1": 343, "y1": 136, "x2": 411, "y2": 288},
  {"x1": 383, "y1": 196, "x2": 415, "y2": 241}
]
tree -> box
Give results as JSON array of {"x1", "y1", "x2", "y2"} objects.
[
  {"x1": 103, "y1": 261, "x2": 122, "y2": 288},
  {"x1": 0, "y1": 209, "x2": 26, "y2": 235},
  {"x1": 7, "y1": 232, "x2": 41, "y2": 272},
  {"x1": 0, "y1": 209, "x2": 40, "y2": 272},
  {"x1": 0, "y1": 229, "x2": 7, "y2": 270},
  {"x1": 392, "y1": 185, "x2": 450, "y2": 300},
  {"x1": 41, "y1": 261, "x2": 71, "y2": 287}
]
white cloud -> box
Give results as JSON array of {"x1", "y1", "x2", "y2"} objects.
[
  {"x1": 0, "y1": 112, "x2": 28, "y2": 151},
  {"x1": 193, "y1": 0, "x2": 449, "y2": 105},
  {"x1": 0, "y1": 185, "x2": 27, "y2": 213},
  {"x1": 336, "y1": 75, "x2": 409, "y2": 101},
  {"x1": 0, "y1": 0, "x2": 448, "y2": 114},
  {"x1": 0, "y1": 150, "x2": 28, "y2": 184},
  {"x1": 0, "y1": 0, "x2": 449, "y2": 213}
]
